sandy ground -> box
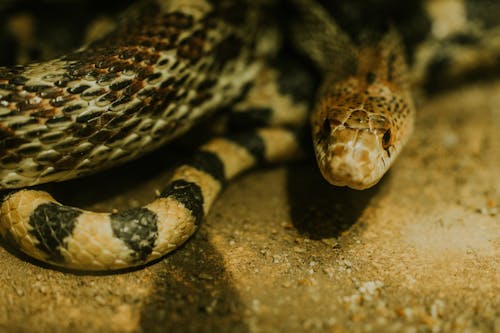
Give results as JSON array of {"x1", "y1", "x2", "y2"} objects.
[{"x1": 0, "y1": 75, "x2": 498, "y2": 332}]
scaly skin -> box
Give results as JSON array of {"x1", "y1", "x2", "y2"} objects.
[{"x1": 0, "y1": 0, "x2": 265, "y2": 189}]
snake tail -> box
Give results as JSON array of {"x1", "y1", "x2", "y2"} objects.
[{"x1": 0, "y1": 127, "x2": 304, "y2": 270}]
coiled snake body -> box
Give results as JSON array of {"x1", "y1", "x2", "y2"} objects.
[{"x1": 1, "y1": 0, "x2": 493, "y2": 270}]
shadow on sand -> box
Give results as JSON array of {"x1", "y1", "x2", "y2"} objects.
[{"x1": 286, "y1": 162, "x2": 382, "y2": 240}]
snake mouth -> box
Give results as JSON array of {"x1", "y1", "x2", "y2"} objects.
[{"x1": 314, "y1": 128, "x2": 390, "y2": 190}]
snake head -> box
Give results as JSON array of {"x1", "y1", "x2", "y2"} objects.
[{"x1": 311, "y1": 81, "x2": 415, "y2": 190}]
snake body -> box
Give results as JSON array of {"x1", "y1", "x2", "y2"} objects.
[
  {"x1": 0, "y1": 0, "x2": 308, "y2": 270},
  {"x1": 0, "y1": 0, "x2": 497, "y2": 270},
  {"x1": 0, "y1": 0, "x2": 265, "y2": 188}
]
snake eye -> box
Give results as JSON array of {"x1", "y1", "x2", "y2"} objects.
[
  {"x1": 316, "y1": 118, "x2": 331, "y2": 143},
  {"x1": 322, "y1": 119, "x2": 331, "y2": 134},
  {"x1": 382, "y1": 129, "x2": 392, "y2": 149}
]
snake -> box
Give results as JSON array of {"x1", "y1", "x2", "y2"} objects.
[{"x1": 0, "y1": 0, "x2": 497, "y2": 271}]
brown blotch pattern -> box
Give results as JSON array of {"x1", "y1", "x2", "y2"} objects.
[{"x1": 0, "y1": 1, "x2": 260, "y2": 188}]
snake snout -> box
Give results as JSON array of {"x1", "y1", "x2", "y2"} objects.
[{"x1": 314, "y1": 128, "x2": 389, "y2": 190}]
